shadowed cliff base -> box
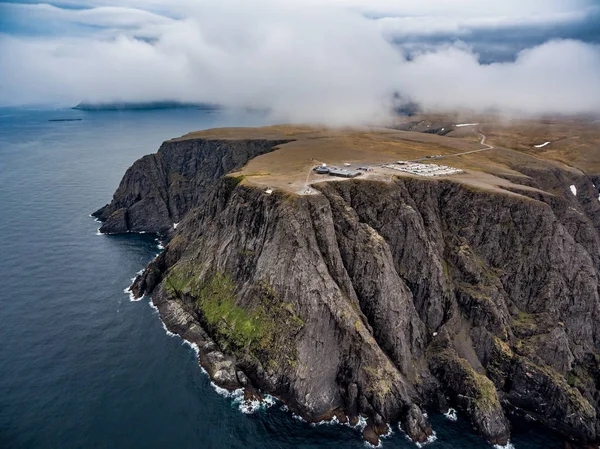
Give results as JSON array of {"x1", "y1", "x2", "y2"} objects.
[{"x1": 95, "y1": 118, "x2": 600, "y2": 447}]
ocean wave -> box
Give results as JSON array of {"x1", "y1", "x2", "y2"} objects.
[
  {"x1": 311, "y1": 415, "x2": 340, "y2": 427},
  {"x1": 147, "y1": 298, "x2": 159, "y2": 313},
  {"x1": 233, "y1": 392, "x2": 277, "y2": 414},
  {"x1": 415, "y1": 432, "x2": 437, "y2": 448},
  {"x1": 493, "y1": 442, "x2": 515, "y2": 449},
  {"x1": 400, "y1": 425, "x2": 437, "y2": 448},
  {"x1": 123, "y1": 285, "x2": 141, "y2": 302},
  {"x1": 444, "y1": 408, "x2": 458, "y2": 421},
  {"x1": 380, "y1": 424, "x2": 393, "y2": 439},
  {"x1": 181, "y1": 338, "x2": 200, "y2": 356},
  {"x1": 161, "y1": 321, "x2": 176, "y2": 337}
]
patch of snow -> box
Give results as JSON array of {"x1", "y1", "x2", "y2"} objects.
[
  {"x1": 534, "y1": 141, "x2": 551, "y2": 148},
  {"x1": 455, "y1": 123, "x2": 479, "y2": 127},
  {"x1": 441, "y1": 128, "x2": 445, "y2": 131},
  {"x1": 173, "y1": 222, "x2": 179, "y2": 229},
  {"x1": 597, "y1": 194, "x2": 600, "y2": 202},
  {"x1": 570, "y1": 185, "x2": 577, "y2": 196}
]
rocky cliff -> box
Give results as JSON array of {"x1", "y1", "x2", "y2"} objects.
[{"x1": 96, "y1": 134, "x2": 600, "y2": 447}]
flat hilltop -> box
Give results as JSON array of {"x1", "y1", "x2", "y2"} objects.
[
  {"x1": 172, "y1": 117, "x2": 600, "y2": 197},
  {"x1": 99, "y1": 114, "x2": 600, "y2": 448}
]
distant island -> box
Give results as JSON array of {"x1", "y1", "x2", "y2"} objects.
[{"x1": 73, "y1": 101, "x2": 221, "y2": 111}]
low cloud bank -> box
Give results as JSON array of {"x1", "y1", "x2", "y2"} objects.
[{"x1": 1, "y1": 0, "x2": 599, "y2": 124}]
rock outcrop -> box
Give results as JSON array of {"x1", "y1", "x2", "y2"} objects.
[
  {"x1": 92, "y1": 138, "x2": 291, "y2": 234},
  {"x1": 96, "y1": 135, "x2": 600, "y2": 447}
]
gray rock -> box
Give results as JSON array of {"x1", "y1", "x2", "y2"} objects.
[{"x1": 100, "y1": 135, "x2": 600, "y2": 446}]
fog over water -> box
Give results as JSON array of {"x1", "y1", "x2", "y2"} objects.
[{"x1": 1, "y1": 0, "x2": 600, "y2": 123}]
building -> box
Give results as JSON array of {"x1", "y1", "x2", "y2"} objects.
[{"x1": 329, "y1": 168, "x2": 363, "y2": 178}]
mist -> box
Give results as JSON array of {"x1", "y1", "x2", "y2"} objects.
[{"x1": 1, "y1": 0, "x2": 599, "y2": 124}]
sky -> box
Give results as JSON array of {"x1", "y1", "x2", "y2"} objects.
[{"x1": 1, "y1": 0, "x2": 599, "y2": 123}]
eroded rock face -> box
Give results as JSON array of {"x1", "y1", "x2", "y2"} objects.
[
  {"x1": 92, "y1": 138, "x2": 292, "y2": 235},
  {"x1": 97, "y1": 137, "x2": 600, "y2": 446}
]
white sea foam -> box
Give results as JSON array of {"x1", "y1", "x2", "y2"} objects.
[
  {"x1": 161, "y1": 321, "x2": 176, "y2": 337},
  {"x1": 123, "y1": 285, "x2": 141, "y2": 302},
  {"x1": 455, "y1": 123, "x2": 479, "y2": 127},
  {"x1": 400, "y1": 425, "x2": 437, "y2": 448},
  {"x1": 354, "y1": 416, "x2": 368, "y2": 430},
  {"x1": 233, "y1": 392, "x2": 278, "y2": 414},
  {"x1": 96, "y1": 228, "x2": 103, "y2": 236},
  {"x1": 380, "y1": 424, "x2": 393, "y2": 439},
  {"x1": 415, "y1": 432, "x2": 437, "y2": 448},
  {"x1": 570, "y1": 184, "x2": 577, "y2": 196},
  {"x1": 534, "y1": 141, "x2": 551, "y2": 148},
  {"x1": 444, "y1": 408, "x2": 458, "y2": 422},
  {"x1": 364, "y1": 440, "x2": 382, "y2": 449},
  {"x1": 181, "y1": 338, "x2": 200, "y2": 356},
  {"x1": 493, "y1": 442, "x2": 515, "y2": 449},
  {"x1": 147, "y1": 299, "x2": 159, "y2": 313},
  {"x1": 311, "y1": 415, "x2": 340, "y2": 427}
]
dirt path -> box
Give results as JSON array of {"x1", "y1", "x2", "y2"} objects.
[{"x1": 430, "y1": 131, "x2": 494, "y2": 160}]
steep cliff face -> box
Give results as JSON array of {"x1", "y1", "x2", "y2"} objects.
[
  {"x1": 97, "y1": 136, "x2": 600, "y2": 447},
  {"x1": 92, "y1": 138, "x2": 292, "y2": 234}
]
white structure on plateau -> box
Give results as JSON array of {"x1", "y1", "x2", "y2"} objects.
[{"x1": 383, "y1": 162, "x2": 463, "y2": 177}]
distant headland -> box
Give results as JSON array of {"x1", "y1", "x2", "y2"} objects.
[{"x1": 73, "y1": 101, "x2": 221, "y2": 111}]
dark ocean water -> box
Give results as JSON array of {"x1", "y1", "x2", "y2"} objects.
[{"x1": 0, "y1": 107, "x2": 563, "y2": 449}]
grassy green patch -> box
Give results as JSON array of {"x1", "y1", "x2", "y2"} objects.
[{"x1": 163, "y1": 268, "x2": 303, "y2": 370}]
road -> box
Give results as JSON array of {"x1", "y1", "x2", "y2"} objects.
[{"x1": 415, "y1": 130, "x2": 494, "y2": 162}]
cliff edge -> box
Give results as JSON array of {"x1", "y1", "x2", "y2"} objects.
[{"x1": 95, "y1": 125, "x2": 600, "y2": 447}]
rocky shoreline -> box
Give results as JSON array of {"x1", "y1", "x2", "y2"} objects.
[{"x1": 96, "y1": 131, "x2": 600, "y2": 448}]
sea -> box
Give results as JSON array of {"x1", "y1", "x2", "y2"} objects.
[{"x1": 0, "y1": 106, "x2": 563, "y2": 448}]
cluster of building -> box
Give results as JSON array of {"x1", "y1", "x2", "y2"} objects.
[
  {"x1": 383, "y1": 161, "x2": 463, "y2": 177},
  {"x1": 313, "y1": 165, "x2": 363, "y2": 178}
]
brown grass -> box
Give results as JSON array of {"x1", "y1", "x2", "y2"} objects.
[{"x1": 171, "y1": 116, "x2": 600, "y2": 196}]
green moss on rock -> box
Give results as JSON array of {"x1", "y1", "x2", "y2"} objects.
[{"x1": 163, "y1": 267, "x2": 304, "y2": 370}]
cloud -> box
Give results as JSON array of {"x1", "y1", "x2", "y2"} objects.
[
  {"x1": 398, "y1": 40, "x2": 600, "y2": 115},
  {"x1": 1, "y1": 0, "x2": 599, "y2": 124}
]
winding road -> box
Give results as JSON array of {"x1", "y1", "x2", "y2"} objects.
[{"x1": 419, "y1": 130, "x2": 494, "y2": 161}]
